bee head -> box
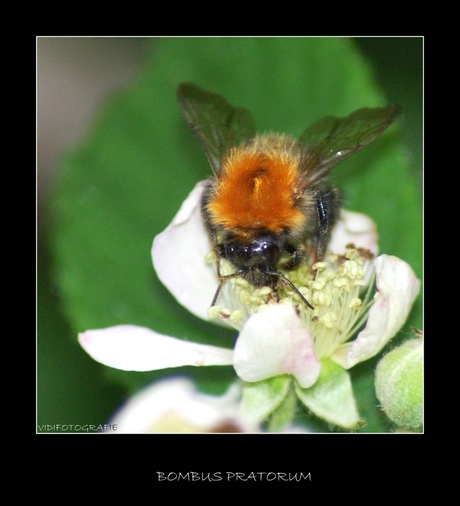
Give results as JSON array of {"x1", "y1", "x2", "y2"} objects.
[{"x1": 214, "y1": 234, "x2": 283, "y2": 291}]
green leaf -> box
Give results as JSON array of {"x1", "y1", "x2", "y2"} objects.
[{"x1": 49, "y1": 38, "x2": 422, "y2": 396}]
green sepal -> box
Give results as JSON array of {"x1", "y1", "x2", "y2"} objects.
[
  {"x1": 295, "y1": 358, "x2": 362, "y2": 430},
  {"x1": 241, "y1": 375, "x2": 291, "y2": 424},
  {"x1": 267, "y1": 382, "x2": 298, "y2": 432}
]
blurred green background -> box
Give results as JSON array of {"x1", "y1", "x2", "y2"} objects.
[{"x1": 37, "y1": 37, "x2": 422, "y2": 432}]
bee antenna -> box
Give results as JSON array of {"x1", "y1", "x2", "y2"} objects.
[
  {"x1": 211, "y1": 271, "x2": 314, "y2": 311},
  {"x1": 277, "y1": 272, "x2": 314, "y2": 310}
]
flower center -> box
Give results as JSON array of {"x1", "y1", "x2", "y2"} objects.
[
  {"x1": 297, "y1": 249, "x2": 375, "y2": 358},
  {"x1": 207, "y1": 247, "x2": 375, "y2": 354}
]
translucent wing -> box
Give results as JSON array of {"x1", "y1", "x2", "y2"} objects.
[
  {"x1": 298, "y1": 104, "x2": 401, "y2": 188},
  {"x1": 177, "y1": 82, "x2": 257, "y2": 176}
]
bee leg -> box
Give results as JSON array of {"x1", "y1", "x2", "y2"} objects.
[
  {"x1": 210, "y1": 278, "x2": 225, "y2": 307},
  {"x1": 313, "y1": 186, "x2": 341, "y2": 262},
  {"x1": 210, "y1": 270, "x2": 241, "y2": 307},
  {"x1": 214, "y1": 250, "x2": 223, "y2": 278},
  {"x1": 210, "y1": 245, "x2": 226, "y2": 307}
]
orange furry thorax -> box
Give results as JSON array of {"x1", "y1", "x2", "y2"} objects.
[{"x1": 206, "y1": 134, "x2": 307, "y2": 234}]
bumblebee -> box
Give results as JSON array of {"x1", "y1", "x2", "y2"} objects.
[{"x1": 177, "y1": 82, "x2": 400, "y2": 309}]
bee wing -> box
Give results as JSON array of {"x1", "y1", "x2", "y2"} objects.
[
  {"x1": 177, "y1": 82, "x2": 257, "y2": 176},
  {"x1": 297, "y1": 104, "x2": 401, "y2": 189}
]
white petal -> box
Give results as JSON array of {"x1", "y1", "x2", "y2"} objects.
[
  {"x1": 328, "y1": 210, "x2": 378, "y2": 255},
  {"x1": 109, "y1": 378, "x2": 259, "y2": 433},
  {"x1": 152, "y1": 181, "x2": 219, "y2": 321},
  {"x1": 78, "y1": 324, "x2": 234, "y2": 371},
  {"x1": 332, "y1": 255, "x2": 420, "y2": 369},
  {"x1": 233, "y1": 304, "x2": 320, "y2": 388}
]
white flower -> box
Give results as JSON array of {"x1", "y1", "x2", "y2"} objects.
[
  {"x1": 107, "y1": 378, "x2": 258, "y2": 433},
  {"x1": 79, "y1": 182, "x2": 420, "y2": 429}
]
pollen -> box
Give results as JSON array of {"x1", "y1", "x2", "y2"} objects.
[
  {"x1": 304, "y1": 248, "x2": 375, "y2": 358},
  {"x1": 236, "y1": 246, "x2": 374, "y2": 358},
  {"x1": 229, "y1": 310, "x2": 243, "y2": 324},
  {"x1": 206, "y1": 134, "x2": 307, "y2": 233},
  {"x1": 349, "y1": 298, "x2": 362, "y2": 310}
]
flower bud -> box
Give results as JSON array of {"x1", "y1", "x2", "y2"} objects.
[{"x1": 375, "y1": 337, "x2": 423, "y2": 430}]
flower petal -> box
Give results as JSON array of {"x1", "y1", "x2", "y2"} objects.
[
  {"x1": 332, "y1": 255, "x2": 420, "y2": 369},
  {"x1": 328, "y1": 210, "x2": 378, "y2": 255},
  {"x1": 233, "y1": 304, "x2": 320, "y2": 388},
  {"x1": 152, "y1": 181, "x2": 219, "y2": 322},
  {"x1": 78, "y1": 324, "x2": 233, "y2": 371}
]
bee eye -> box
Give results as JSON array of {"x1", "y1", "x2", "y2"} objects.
[
  {"x1": 225, "y1": 243, "x2": 250, "y2": 261},
  {"x1": 255, "y1": 241, "x2": 279, "y2": 267}
]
